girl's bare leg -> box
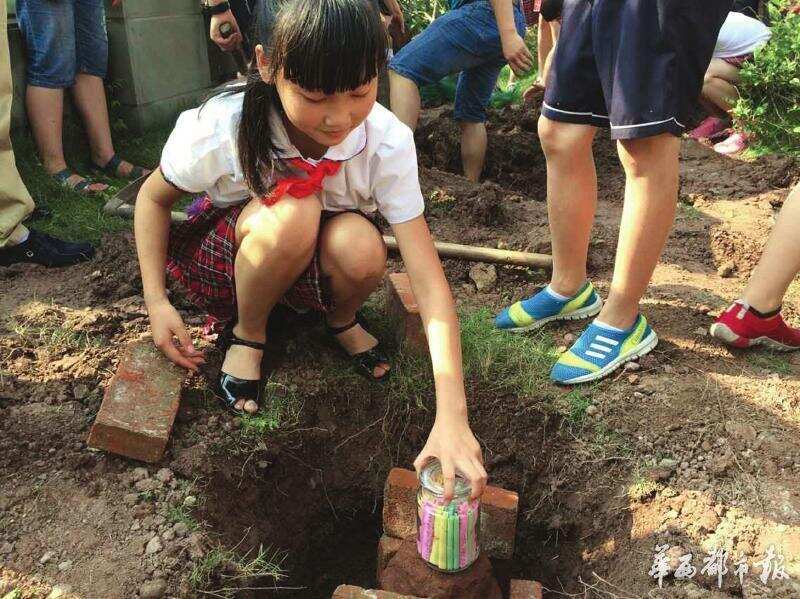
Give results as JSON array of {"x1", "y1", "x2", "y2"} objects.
[
  {"x1": 227, "y1": 196, "x2": 322, "y2": 412},
  {"x1": 319, "y1": 212, "x2": 389, "y2": 378}
]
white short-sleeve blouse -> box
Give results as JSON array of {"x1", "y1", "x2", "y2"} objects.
[{"x1": 160, "y1": 91, "x2": 425, "y2": 225}]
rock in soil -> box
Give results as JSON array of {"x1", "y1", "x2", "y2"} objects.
[
  {"x1": 469, "y1": 264, "x2": 497, "y2": 292},
  {"x1": 145, "y1": 536, "x2": 163, "y2": 555},
  {"x1": 139, "y1": 578, "x2": 168, "y2": 599}
]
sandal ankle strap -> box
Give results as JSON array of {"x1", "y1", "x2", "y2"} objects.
[
  {"x1": 326, "y1": 318, "x2": 359, "y2": 336},
  {"x1": 220, "y1": 325, "x2": 266, "y2": 351}
]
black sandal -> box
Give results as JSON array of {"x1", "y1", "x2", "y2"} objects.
[
  {"x1": 94, "y1": 154, "x2": 149, "y2": 181},
  {"x1": 327, "y1": 315, "x2": 391, "y2": 382},
  {"x1": 212, "y1": 325, "x2": 267, "y2": 413}
]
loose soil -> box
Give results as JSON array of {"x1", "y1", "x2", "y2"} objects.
[{"x1": 2, "y1": 102, "x2": 800, "y2": 599}]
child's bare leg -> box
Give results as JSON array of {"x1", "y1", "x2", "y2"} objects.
[
  {"x1": 599, "y1": 133, "x2": 681, "y2": 329},
  {"x1": 320, "y1": 212, "x2": 389, "y2": 377},
  {"x1": 538, "y1": 116, "x2": 598, "y2": 296},
  {"x1": 701, "y1": 59, "x2": 742, "y2": 114},
  {"x1": 742, "y1": 185, "x2": 800, "y2": 313},
  {"x1": 228, "y1": 197, "x2": 322, "y2": 412},
  {"x1": 389, "y1": 71, "x2": 422, "y2": 130},
  {"x1": 459, "y1": 121, "x2": 487, "y2": 183},
  {"x1": 537, "y1": 15, "x2": 553, "y2": 84}
]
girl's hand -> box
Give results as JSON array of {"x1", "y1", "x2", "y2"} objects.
[
  {"x1": 414, "y1": 412, "x2": 487, "y2": 502},
  {"x1": 147, "y1": 298, "x2": 205, "y2": 371}
]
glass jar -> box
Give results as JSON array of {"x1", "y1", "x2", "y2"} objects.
[{"x1": 416, "y1": 459, "x2": 481, "y2": 572}]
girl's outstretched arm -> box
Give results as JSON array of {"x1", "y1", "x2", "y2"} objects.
[
  {"x1": 392, "y1": 215, "x2": 488, "y2": 502},
  {"x1": 134, "y1": 168, "x2": 205, "y2": 371}
]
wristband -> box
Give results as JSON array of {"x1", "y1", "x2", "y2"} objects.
[{"x1": 202, "y1": 1, "x2": 231, "y2": 16}]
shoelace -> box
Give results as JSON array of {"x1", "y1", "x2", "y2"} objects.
[{"x1": 262, "y1": 157, "x2": 341, "y2": 206}]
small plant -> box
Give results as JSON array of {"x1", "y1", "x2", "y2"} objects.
[
  {"x1": 564, "y1": 390, "x2": 592, "y2": 426},
  {"x1": 403, "y1": 0, "x2": 449, "y2": 35},
  {"x1": 747, "y1": 352, "x2": 792, "y2": 375},
  {"x1": 190, "y1": 545, "x2": 287, "y2": 598},
  {"x1": 628, "y1": 476, "x2": 662, "y2": 503},
  {"x1": 733, "y1": 0, "x2": 800, "y2": 156},
  {"x1": 166, "y1": 504, "x2": 200, "y2": 531},
  {"x1": 239, "y1": 381, "x2": 303, "y2": 437}
]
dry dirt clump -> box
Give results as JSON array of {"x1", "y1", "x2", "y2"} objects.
[{"x1": 2, "y1": 102, "x2": 800, "y2": 598}]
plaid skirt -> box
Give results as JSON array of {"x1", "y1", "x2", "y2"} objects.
[
  {"x1": 166, "y1": 196, "x2": 335, "y2": 323},
  {"x1": 722, "y1": 53, "x2": 754, "y2": 68}
]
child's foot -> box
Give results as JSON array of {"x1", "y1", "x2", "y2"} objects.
[
  {"x1": 713, "y1": 131, "x2": 748, "y2": 155},
  {"x1": 219, "y1": 331, "x2": 264, "y2": 414},
  {"x1": 327, "y1": 318, "x2": 390, "y2": 380},
  {"x1": 710, "y1": 301, "x2": 800, "y2": 351},
  {"x1": 550, "y1": 315, "x2": 658, "y2": 385},
  {"x1": 687, "y1": 116, "x2": 729, "y2": 140},
  {"x1": 495, "y1": 281, "x2": 603, "y2": 333}
]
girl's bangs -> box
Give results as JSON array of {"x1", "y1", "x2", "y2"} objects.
[{"x1": 273, "y1": 0, "x2": 387, "y2": 94}]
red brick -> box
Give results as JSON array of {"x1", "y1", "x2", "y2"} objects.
[
  {"x1": 385, "y1": 273, "x2": 426, "y2": 355},
  {"x1": 480, "y1": 485, "x2": 519, "y2": 560},
  {"x1": 510, "y1": 579, "x2": 543, "y2": 599},
  {"x1": 379, "y1": 540, "x2": 501, "y2": 599},
  {"x1": 377, "y1": 535, "x2": 404, "y2": 582},
  {"x1": 88, "y1": 341, "x2": 184, "y2": 462},
  {"x1": 331, "y1": 585, "x2": 422, "y2": 599},
  {"x1": 383, "y1": 468, "x2": 420, "y2": 541},
  {"x1": 382, "y1": 468, "x2": 519, "y2": 560}
]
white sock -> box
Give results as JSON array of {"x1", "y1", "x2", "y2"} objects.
[
  {"x1": 593, "y1": 319, "x2": 626, "y2": 333},
  {"x1": 544, "y1": 285, "x2": 571, "y2": 301}
]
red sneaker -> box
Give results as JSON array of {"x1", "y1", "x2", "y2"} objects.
[
  {"x1": 710, "y1": 301, "x2": 800, "y2": 351},
  {"x1": 688, "y1": 116, "x2": 729, "y2": 141}
]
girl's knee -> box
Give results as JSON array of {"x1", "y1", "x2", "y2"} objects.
[
  {"x1": 321, "y1": 215, "x2": 387, "y2": 281},
  {"x1": 238, "y1": 196, "x2": 321, "y2": 260}
]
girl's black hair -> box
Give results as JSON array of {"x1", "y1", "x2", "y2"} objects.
[{"x1": 229, "y1": 0, "x2": 387, "y2": 197}]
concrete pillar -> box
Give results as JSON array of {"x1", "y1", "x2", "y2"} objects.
[{"x1": 106, "y1": 0, "x2": 213, "y2": 132}]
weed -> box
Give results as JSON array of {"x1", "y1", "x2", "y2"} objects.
[
  {"x1": 747, "y1": 352, "x2": 792, "y2": 375},
  {"x1": 240, "y1": 381, "x2": 303, "y2": 437},
  {"x1": 564, "y1": 390, "x2": 592, "y2": 427},
  {"x1": 627, "y1": 476, "x2": 662, "y2": 502},
  {"x1": 191, "y1": 545, "x2": 287, "y2": 598},
  {"x1": 166, "y1": 504, "x2": 200, "y2": 531}
]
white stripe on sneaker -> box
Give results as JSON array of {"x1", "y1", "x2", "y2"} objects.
[
  {"x1": 596, "y1": 335, "x2": 619, "y2": 346},
  {"x1": 590, "y1": 343, "x2": 612, "y2": 352},
  {"x1": 585, "y1": 350, "x2": 606, "y2": 359}
]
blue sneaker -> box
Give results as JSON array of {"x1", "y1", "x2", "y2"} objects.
[
  {"x1": 495, "y1": 281, "x2": 603, "y2": 333},
  {"x1": 550, "y1": 315, "x2": 658, "y2": 385}
]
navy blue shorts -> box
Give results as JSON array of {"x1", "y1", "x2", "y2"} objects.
[{"x1": 542, "y1": 0, "x2": 730, "y2": 140}]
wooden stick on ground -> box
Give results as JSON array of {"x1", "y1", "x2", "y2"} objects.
[{"x1": 383, "y1": 236, "x2": 552, "y2": 269}]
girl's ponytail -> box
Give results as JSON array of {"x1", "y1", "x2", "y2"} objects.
[{"x1": 238, "y1": 78, "x2": 279, "y2": 198}]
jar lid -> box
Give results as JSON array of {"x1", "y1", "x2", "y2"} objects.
[{"x1": 419, "y1": 459, "x2": 472, "y2": 498}]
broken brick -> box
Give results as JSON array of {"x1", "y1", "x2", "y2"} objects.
[
  {"x1": 383, "y1": 468, "x2": 419, "y2": 541},
  {"x1": 480, "y1": 485, "x2": 519, "y2": 560},
  {"x1": 377, "y1": 534, "x2": 404, "y2": 582},
  {"x1": 331, "y1": 585, "x2": 422, "y2": 599},
  {"x1": 88, "y1": 341, "x2": 184, "y2": 463},
  {"x1": 510, "y1": 579, "x2": 544, "y2": 599},
  {"x1": 379, "y1": 540, "x2": 501, "y2": 599},
  {"x1": 385, "y1": 272, "x2": 426, "y2": 355},
  {"x1": 382, "y1": 468, "x2": 519, "y2": 560}
]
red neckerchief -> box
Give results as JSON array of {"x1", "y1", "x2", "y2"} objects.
[{"x1": 262, "y1": 157, "x2": 341, "y2": 206}]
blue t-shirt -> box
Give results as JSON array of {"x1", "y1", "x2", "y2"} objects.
[{"x1": 450, "y1": 0, "x2": 479, "y2": 8}]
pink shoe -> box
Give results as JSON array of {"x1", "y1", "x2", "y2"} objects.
[
  {"x1": 688, "y1": 116, "x2": 729, "y2": 140},
  {"x1": 714, "y1": 131, "x2": 749, "y2": 155}
]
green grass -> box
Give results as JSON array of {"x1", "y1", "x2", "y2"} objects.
[
  {"x1": 239, "y1": 380, "x2": 304, "y2": 436},
  {"x1": 460, "y1": 307, "x2": 559, "y2": 398},
  {"x1": 747, "y1": 352, "x2": 793, "y2": 375},
  {"x1": 11, "y1": 126, "x2": 169, "y2": 245},
  {"x1": 190, "y1": 545, "x2": 286, "y2": 597},
  {"x1": 166, "y1": 504, "x2": 200, "y2": 532}
]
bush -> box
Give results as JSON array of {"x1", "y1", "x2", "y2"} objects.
[
  {"x1": 403, "y1": 0, "x2": 449, "y2": 35},
  {"x1": 732, "y1": 0, "x2": 800, "y2": 156}
]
